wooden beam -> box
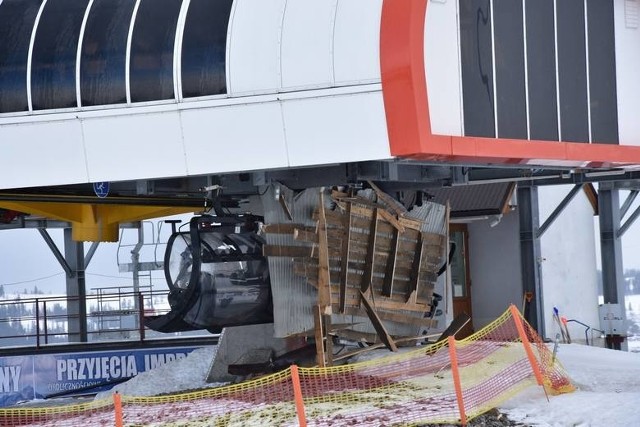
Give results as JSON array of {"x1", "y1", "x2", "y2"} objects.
[
  {"x1": 313, "y1": 305, "x2": 326, "y2": 367},
  {"x1": 278, "y1": 193, "x2": 293, "y2": 220},
  {"x1": 360, "y1": 208, "x2": 378, "y2": 297},
  {"x1": 339, "y1": 306, "x2": 438, "y2": 327},
  {"x1": 382, "y1": 227, "x2": 400, "y2": 297},
  {"x1": 317, "y1": 193, "x2": 332, "y2": 313},
  {"x1": 366, "y1": 180, "x2": 407, "y2": 216},
  {"x1": 359, "y1": 291, "x2": 398, "y2": 352},
  {"x1": 407, "y1": 232, "x2": 423, "y2": 303},
  {"x1": 339, "y1": 202, "x2": 352, "y2": 313}
]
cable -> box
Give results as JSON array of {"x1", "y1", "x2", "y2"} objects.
[{"x1": 1, "y1": 272, "x2": 64, "y2": 286}]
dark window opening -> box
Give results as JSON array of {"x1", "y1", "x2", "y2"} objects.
[
  {"x1": 80, "y1": 0, "x2": 136, "y2": 106},
  {"x1": 31, "y1": 0, "x2": 90, "y2": 110},
  {"x1": 129, "y1": 0, "x2": 182, "y2": 102},
  {"x1": 0, "y1": 0, "x2": 43, "y2": 113},
  {"x1": 181, "y1": 0, "x2": 233, "y2": 98}
]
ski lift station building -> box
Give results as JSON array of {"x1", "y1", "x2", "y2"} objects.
[{"x1": 0, "y1": 0, "x2": 639, "y2": 350}]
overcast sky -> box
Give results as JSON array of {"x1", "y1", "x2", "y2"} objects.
[{"x1": 0, "y1": 214, "x2": 191, "y2": 296}]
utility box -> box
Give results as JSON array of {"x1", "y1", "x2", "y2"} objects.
[{"x1": 598, "y1": 303, "x2": 624, "y2": 335}]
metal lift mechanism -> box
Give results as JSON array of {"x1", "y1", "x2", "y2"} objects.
[{"x1": 144, "y1": 214, "x2": 273, "y2": 333}]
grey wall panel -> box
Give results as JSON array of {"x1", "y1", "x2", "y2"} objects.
[
  {"x1": 31, "y1": 0, "x2": 90, "y2": 110},
  {"x1": 0, "y1": 0, "x2": 42, "y2": 113},
  {"x1": 459, "y1": 0, "x2": 495, "y2": 138},
  {"x1": 80, "y1": 0, "x2": 136, "y2": 106},
  {"x1": 525, "y1": 0, "x2": 558, "y2": 141},
  {"x1": 494, "y1": 0, "x2": 527, "y2": 139},
  {"x1": 556, "y1": 0, "x2": 589, "y2": 142},
  {"x1": 587, "y1": 0, "x2": 619, "y2": 144},
  {"x1": 181, "y1": 0, "x2": 233, "y2": 98},
  {"x1": 129, "y1": 0, "x2": 182, "y2": 102}
]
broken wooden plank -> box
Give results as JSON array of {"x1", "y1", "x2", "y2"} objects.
[
  {"x1": 407, "y1": 232, "x2": 424, "y2": 303},
  {"x1": 294, "y1": 260, "x2": 437, "y2": 294},
  {"x1": 339, "y1": 202, "x2": 352, "y2": 313},
  {"x1": 377, "y1": 208, "x2": 406, "y2": 233},
  {"x1": 339, "y1": 306, "x2": 439, "y2": 328},
  {"x1": 359, "y1": 290, "x2": 398, "y2": 352},
  {"x1": 360, "y1": 208, "x2": 378, "y2": 296},
  {"x1": 278, "y1": 192, "x2": 293, "y2": 221},
  {"x1": 313, "y1": 305, "x2": 327, "y2": 367},
  {"x1": 317, "y1": 192, "x2": 332, "y2": 313},
  {"x1": 367, "y1": 180, "x2": 408, "y2": 216},
  {"x1": 382, "y1": 227, "x2": 400, "y2": 297}
]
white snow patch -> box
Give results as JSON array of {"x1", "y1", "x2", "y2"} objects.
[{"x1": 500, "y1": 343, "x2": 640, "y2": 426}]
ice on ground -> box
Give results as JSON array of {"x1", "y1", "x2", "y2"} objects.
[{"x1": 95, "y1": 346, "x2": 222, "y2": 399}]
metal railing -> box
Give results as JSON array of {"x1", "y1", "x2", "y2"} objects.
[{"x1": 0, "y1": 287, "x2": 174, "y2": 348}]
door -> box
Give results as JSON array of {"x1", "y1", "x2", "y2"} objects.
[{"x1": 450, "y1": 224, "x2": 474, "y2": 338}]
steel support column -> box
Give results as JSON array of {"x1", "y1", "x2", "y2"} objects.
[
  {"x1": 517, "y1": 184, "x2": 544, "y2": 336},
  {"x1": 598, "y1": 183, "x2": 627, "y2": 350},
  {"x1": 63, "y1": 228, "x2": 88, "y2": 342}
]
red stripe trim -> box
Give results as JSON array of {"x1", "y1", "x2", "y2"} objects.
[{"x1": 380, "y1": 0, "x2": 640, "y2": 169}]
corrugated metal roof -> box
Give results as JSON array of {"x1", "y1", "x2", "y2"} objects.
[{"x1": 428, "y1": 182, "x2": 515, "y2": 218}]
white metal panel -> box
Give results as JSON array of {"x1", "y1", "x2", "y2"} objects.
[
  {"x1": 539, "y1": 185, "x2": 600, "y2": 342},
  {"x1": 81, "y1": 111, "x2": 187, "y2": 182},
  {"x1": 614, "y1": 0, "x2": 640, "y2": 146},
  {"x1": 227, "y1": 0, "x2": 286, "y2": 95},
  {"x1": 181, "y1": 102, "x2": 289, "y2": 174},
  {"x1": 280, "y1": 0, "x2": 335, "y2": 89},
  {"x1": 282, "y1": 91, "x2": 391, "y2": 167},
  {"x1": 0, "y1": 121, "x2": 88, "y2": 188},
  {"x1": 424, "y1": 0, "x2": 463, "y2": 136},
  {"x1": 333, "y1": 0, "x2": 382, "y2": 85}
]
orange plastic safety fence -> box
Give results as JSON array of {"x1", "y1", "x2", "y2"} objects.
[{"x1": 0, "y1": 305, "x2": 574, "y2": 426}]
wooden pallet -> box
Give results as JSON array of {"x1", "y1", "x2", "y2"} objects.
[{"x1": 263, "y1": 188, "x2": 446, "y2": 365}]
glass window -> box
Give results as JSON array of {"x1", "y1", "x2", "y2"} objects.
[
  {"x1": 0, "y1": 0, "x2": 43, "y2": 113},
  {"x1": 181, "y1": 0, "x2": 232, "y2": 98},
  {"x1": 129, "y1": 0, "x2": 182, "y2": 102},
  {"x1": 80, "y1": 0, "x2": 136, "y2": 106},
  {"x1": 31, "y1": 0, "x2": 90, "y2": 110}
]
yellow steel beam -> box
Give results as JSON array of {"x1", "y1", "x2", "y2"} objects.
[{"x1": 0, "y1": 200, "x2": 202, "y2": 242}]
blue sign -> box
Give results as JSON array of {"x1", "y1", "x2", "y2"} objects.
[
  {"x1": 93, "y1": 182, "x2": 110, "y2": 198},
  {"x1": 0, "y1": 345, "x2": 205, "y2": 407}
]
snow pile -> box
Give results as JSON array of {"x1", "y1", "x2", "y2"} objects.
[
  {"x1": 95, "y1": 346, "x2": 221, "y2": 399},
  {"x1": 500, "y1": 344, "x2": 640, "y2": 426}
]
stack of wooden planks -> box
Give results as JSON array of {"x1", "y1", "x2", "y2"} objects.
[{"x1": 263, "y1": 186, "x2": 447, "y2": 366}]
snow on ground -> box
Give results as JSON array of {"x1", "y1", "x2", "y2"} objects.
[
  {"x1": 500, "y1": 343, "x2": 640, "y2": 427},
  {"x1": 95, "y1": 346, "x2": 221, "y2": 399}
]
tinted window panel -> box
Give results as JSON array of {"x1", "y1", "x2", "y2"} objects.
[
  {"x1": 181, "y1": 0, "x2": 232, "y2": 98},
  {"x1": 31, "y1": 0, "x2": 90, "y2": 110},
  {"x1": 80, "y1": 0, "x2": 136, "y2": 106},
  {"x1": 459, "y1": 0, "x2": 495, "y2": 138},
  {"x1": 129, "y1": 0, "x2": 182, "y2": 102},
  {"x1": 587, "y1": 0, "x2": 618, "y2": 144},
  {"x1": 557, "y1": 0, "x2": 589, "y2": 142},
  {"x1": 526, "y1": 0, "x2": 558, "y2": 141},
  {"x1": 0, "y1": 0, "x2": 42, "y2": 113},
  {"x1": 494, "y1": 0, "x2": 526, "y2": 139}
]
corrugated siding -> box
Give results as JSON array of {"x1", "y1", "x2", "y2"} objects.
[{"x1": 429, "y1": 183, "x2": 513, "y2": 217}]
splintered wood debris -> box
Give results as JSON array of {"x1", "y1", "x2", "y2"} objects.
[{"x1": 263, "y1": 186, "x2": 447, "y2": 363}]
